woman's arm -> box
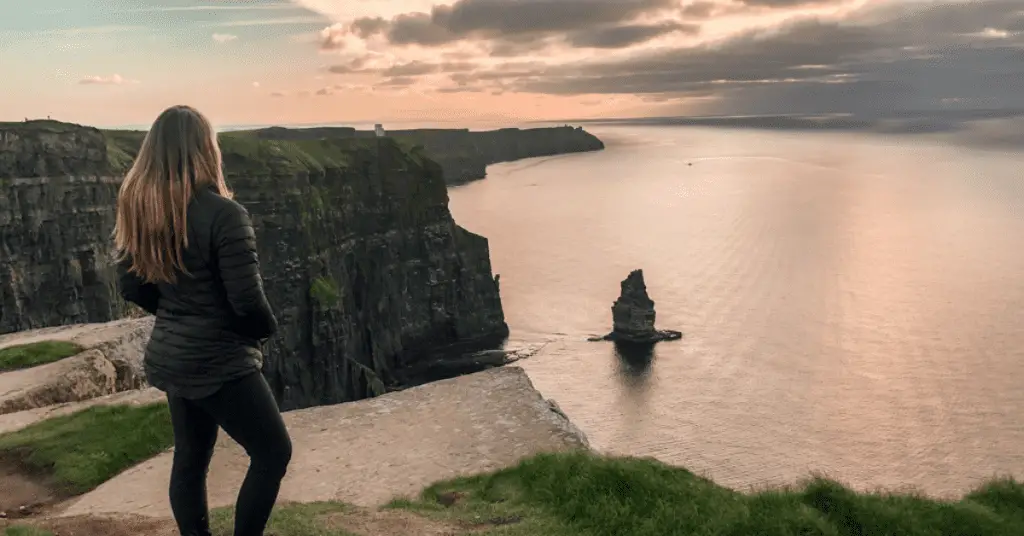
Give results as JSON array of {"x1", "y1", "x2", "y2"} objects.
[
  {"x1": 212, "y1": 200, "x2": 278, "y2": 341},
  {"x1": 116, "y1": 257, "x2": 161, "y2": 315}
]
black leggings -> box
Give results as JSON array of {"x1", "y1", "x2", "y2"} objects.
[{"x1": 167, "y1": 372, "x2": 292, "y2": 536}]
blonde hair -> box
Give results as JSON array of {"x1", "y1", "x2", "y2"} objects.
[{"x1": 113, "y1": 105, "x2": 233, "y2": 284}]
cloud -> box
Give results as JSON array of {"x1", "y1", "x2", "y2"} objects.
[
  {"x1": 326, "y1": 0, "x2": 685, "y2": 49},
  {"x1": 212, "y1": 33, "x2": 239, "y2": 43},
  {"x1": 376, "y1": 76, "x2": 417, "y2": 87},
  {"x1": 78, "y1": 74, "x2": 137, "y2": 85},
  {"x1": 736, "y1": 0, "x2": 846, "y2": 6},
  {"x1": 314, "y1": 83, "x2": 359, "y2": 96},
  {"x1": 418, "y1": 0, "x2": 1024, "y2": 116},
  {"x1": 309, "y1": 0, "x2": 1023, "y2": 117},
  {"x1": 566, "y1": 22, "x2": 699, "y2": 48},
  {"x1": 679, "y1": 1, "x2": 719, "y2": 18}
]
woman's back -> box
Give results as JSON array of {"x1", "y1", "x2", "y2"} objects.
[
  {"x1": 113, "y1": 105, "x2": 277, "y2": 400},
  {"x1": 122, "y1": 188, "x2": 276, "y2": 399},
  {"x1": 114, "y1": 105, "x2": 289, "y2": 536}
]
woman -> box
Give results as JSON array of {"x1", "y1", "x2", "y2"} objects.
[{"x1": 114, "y1": 105, "x2": 291, "y2": 536}]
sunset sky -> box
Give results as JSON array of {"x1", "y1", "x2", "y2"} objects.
[{"x1": 2, "y1": 0, "x2": 1021, "y2": 127}]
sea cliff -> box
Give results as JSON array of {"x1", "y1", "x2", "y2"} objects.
[
  {"x1": 247, "y1": 124, "x2": 606, "y2": 185},
  {"x1": 0, "y1": 119, "x2": 522, "y2": 409}
]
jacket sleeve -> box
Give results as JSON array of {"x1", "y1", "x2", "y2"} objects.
[
  {"x1": 212, "y1": 201, "x2": 278, "y2": 341},
  {"x1": 117, "y1": 257, "x2": 160, "y2": 315}
]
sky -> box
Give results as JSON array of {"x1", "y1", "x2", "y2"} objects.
[{"x1": 1, "y1": 0, "x2": 1021, "y2": 127}]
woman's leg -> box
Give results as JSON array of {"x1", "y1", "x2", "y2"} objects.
[
  {"x1": 196, "y1": 372, "x2": 292, "y2": 536},
  {"x1": 167, "y1": 394, "x2": 219, "y2": 536}
]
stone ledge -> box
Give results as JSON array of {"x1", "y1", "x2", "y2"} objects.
[
  {"x1": 0, "y1": 318, "x2": 154, "y2": 415},
  {"x1": 58, "y1": 366, "x2": 589, "y2": 517}
]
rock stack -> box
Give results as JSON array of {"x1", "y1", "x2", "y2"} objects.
[{"x1": 590, "y1": 269, "x2": 682, "y2": 343}]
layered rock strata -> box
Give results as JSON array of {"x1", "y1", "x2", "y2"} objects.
[{"x1": 0, "y1": 120, "x2": 511, "y2": 409}]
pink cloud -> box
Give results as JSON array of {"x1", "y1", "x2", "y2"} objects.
[{"x1": 78, "y1": 74, "x2": 138, "y2": 85}]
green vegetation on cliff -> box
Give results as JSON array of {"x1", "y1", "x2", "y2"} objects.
[
  {"x1": 309, "y1": 276, "x2": 342, "y2": 307},
  {"x1": 0, "y1": 341, "x2": 83, "y2": 372},
  {"x1": 0, "y1": 403, "x2": 172, "y2": 495},
  {"x1": 100, "y1": 128, "x2": 386, "y2": 176}
]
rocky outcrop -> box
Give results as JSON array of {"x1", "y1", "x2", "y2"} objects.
[
  {"x1": 0, "y1": 317, "x2": 154, "y2": 415},
  {"x1": 0, "y1": 350, "x2": 116, "y2": 416},
  {"x1": 0, "y1": 387, "x2": 163, "y2": 435},
  {"x1": 248, "y1": 124, "x2": 606, "y2": 185},
  {"x1": 59, "y1": 367, "x2": 590, "y2": 518},
  {"x1": 0, "y1": 120, "x2": 510, "y2": 410},
  {"x1": 591, "y1": 270, "x2": 682, "y2": 343}
]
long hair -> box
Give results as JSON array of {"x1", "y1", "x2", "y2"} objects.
[{"x1": 113, "y1": 105, "x2": 233, "y2": 284}]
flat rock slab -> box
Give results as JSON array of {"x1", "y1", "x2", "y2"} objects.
[
  {"x1": 0, "y1": 387, "x2": 164, "y2": 435},
  {"x1": 0, "y1": 318, "x2": 154, "y2": 415},
  {"x1": 0, "y1": 350, "x2": 117, "y2": 415},
  {"x1": 59, "y1": 366, "x2": 588, "y2": 518},
  {"x1": 0, "y1": 317, "x2": 154, "y2": 353}
]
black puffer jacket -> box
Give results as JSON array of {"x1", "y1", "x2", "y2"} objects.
[{"x1": 118, "y1": 188, "x2": 278, "y2": 399}]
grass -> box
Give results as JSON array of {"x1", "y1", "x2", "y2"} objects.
[
  {"x1": 210, "y1": 502, "x2": 357, "y2": 536},
  {"x1": 0, "y1": 341, "x2": 83, "y2": 372},
  {"x1": 3, "y1": 405, "x2": 1024, "y2": 536},
  {"x1": 388, "y1": 451, "x2": 1024, "y2": 536},
  {"x1": 2, "y1": 528, "x2": 51, "y2": 536},
  {"x1": 3, "y1": 448, "x2": 1024, "y2": 535},
  {"x1": 2, "y1": 527, "x2": 51, "y2": 536},
  {"x1": 0, "y1": 403, "x2": 173, "y2": 495},
  {"x1": 309, "y1": 275, "x2": 342, "y2": 307}
]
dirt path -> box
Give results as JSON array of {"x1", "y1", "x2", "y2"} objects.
[
  {"x1": 1, "y1": 506, "x2": 487, "y2": 536},
  {"x1": 1, "y1": 514, "x2": 179, "y2": 536},
  {"x1": 0, "y1": 458, "x2": 57, "y2": 519}
]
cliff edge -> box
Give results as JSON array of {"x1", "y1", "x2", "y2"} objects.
[
  {"x1": 249, "y1": 124, "x2": 606, "y2": 185},
  {"x1": 0, "y1": 120, "x2": 509, "y2": 409}
]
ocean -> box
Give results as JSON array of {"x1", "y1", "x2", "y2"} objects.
[{"x1": 446, "y1": 125, "x2": 1024, "y2": 497}]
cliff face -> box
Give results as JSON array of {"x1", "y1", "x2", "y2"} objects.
[
  {"x1": 387, "y1": 126, "x2": 606, "y2": 185},
  {"x1": 0, "y1": 120, "x2": 509, "y2": 410},
  {"x1": 0, "y1": 122, "x2": 129, "y2": 332},
  {"x1": 249, "y1": 125, "x2": 606, "y2": 185}
]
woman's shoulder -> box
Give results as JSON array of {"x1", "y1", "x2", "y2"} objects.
[{"x1": 194, "y1": 189, "x2": 249, "y2": 220}]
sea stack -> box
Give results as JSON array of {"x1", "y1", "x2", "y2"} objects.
[{"x1": 591, "y1": 269, "x2": 682, "y2": 343}]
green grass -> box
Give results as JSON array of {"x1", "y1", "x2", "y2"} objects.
[
  {"x1": 210, "y1": 502, "x2": 357, "y2": 536},
  {"x1": 0, "y1": 341, "x2": 83, "y2": 372},
  {"x1": 0, "y1": 120, "x2": 87, "y2": 134},
  {"x1": 2, "y1": 527, "x2": 52, "y2": 536},
  {"x1": 217, "y1": 132, "x2": 361, "y2": 176},
  {"x1": 309, "y1": 276, "x2": 341, "y2": 307},
  {"x1": 3, "y1": 404, "x2": 1023, "y2": 536},
  {"x1": 389, "y1": 451, "x2": 1024, "y2": 536},
  {"x1": 0, "y1": 403, "x2": 173, "y2": 495},
  {"x1": 4, "y1": 450, "x2": 1024, "y2": 535},
  {"x1": 2, "y1": 504, "x2": 359, "y2": 536}
]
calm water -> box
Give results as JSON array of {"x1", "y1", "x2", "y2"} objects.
[{"x1": 447, "y1": 126, "x2": 1024, "y2": 497}]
